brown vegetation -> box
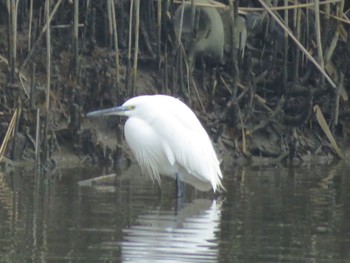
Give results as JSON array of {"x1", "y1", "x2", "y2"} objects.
[{"x1": 0, "y1": 0, "x2": 350, "y2": 171}]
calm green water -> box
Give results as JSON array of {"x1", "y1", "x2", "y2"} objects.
[{"x1": 0, "y1": 162, "x2": 350, "y2": 262}]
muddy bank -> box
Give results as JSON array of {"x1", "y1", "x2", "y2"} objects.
[{"x1": 1, "y1": 1, "x2": 350, "y2": 171}]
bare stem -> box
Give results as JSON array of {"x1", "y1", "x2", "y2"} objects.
[
  {"x1": 132, "y1": 0, "x2": 140, "y2": 95},
  {"x1": 125, "y1": 0, "x2": 134, "y2": 95},
  {"x1": 283, "y1": 0, "x2": 288, "y2": 89},
  {"x1": 314, "y1": 0, "x2": 325, "y2": 77},
  {"x1": 35, "y1": 108, "x2": 41, "y2": 169},
  {"x1": 20, "y1": 0, "x2": 63, "y2": 71},
  {"x1": 0, "y1": 109, "x2": 17, "y2": 163},
  {"x1": 28, "y1": 0, "x2": 33, "y2": 51},
  {"x1": 73, "y1": 0, "x2": 79, "y2": 76},
  {"x1": 257, "y1": 0, "x2": 337, "y2": 89},
  {"x1": 42, "y1": 0, "x2": 51, "y2": 165},
  {"x1": 157, "y1": 0, "x2": 162, "y2": 59},
  {"x1": 110, "y1": 0, "x2": 120, "y2": 89}
]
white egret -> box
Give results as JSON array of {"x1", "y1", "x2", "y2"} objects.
[{"x1": 87, "y1": 95, "x2": 224, "y2": 196}]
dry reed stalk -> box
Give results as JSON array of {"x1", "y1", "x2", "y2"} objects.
[
  {"x1": 163, "y1": 42, "x2": 168, "y2": 94},
  {"x1": 6, "y1": 0, "x2": 10, "y2": 73},
  {"x1": 81, "y1": 0, "x2": 91, "y2": 52},
  {"x1": 333, "y1": 72, "x2": 343, "y2": 126},
  {"x1": 162, "y1": 0, "x2": 170, "y2": 93},
  {"x1": 173, "y1": 0, "x2": 226, "y2": 9},
  {"x1": 228, "y1": 0, "x2": 238, "y2": 98},
  {"x1": 125, "y1": 0, "x2": 134, "y2": 95},
  {"x1": 238, "y1": 106, "x2": 246, "y2": 154},
  {"x1": 51, "y1": 23, "x2": 84, "y2": 29},
  {"x1": 7, "y1": 0, "x2": 18, "y2": 83},
  {"x1": 91, "y1": 7, "x2": 96, "y2": 48},
  {"x1": 35, "y1": 108, "x2": 40, "y2": 168},
  {"x1": 239, "y1": 0, "x2": 341, "y2": 12},
  {"x1": 132, "y1": 0, "x2": 140, "y2": 95},
  {"x1": 178, "y1": 49, "x2": 184, "y2": 96},
  {"x1": 30, "y1": 63, "x2": 35, "y2": 109},
  {"x1": 45, "y1": 0, "x2": 51, "y2": 113},
  {"x1": 42, "y1": 0, "x2": 51, "y2": 165},
  {"x1": 187, "y1": 0, "x2": 195, "y2": 73},
  {"x1": 110, "y1": 0, "x2": 120, "y2": 88},
  {"x1": 257, "y1": 0, "x2": 337, "y2": 89},
  {"x1": 20, "y1": 0, "x2": 63, "y2": 71},
  {"x1": 29, "y1": 0, "x2": 33, "y2": 51},
  {"x1": 325, "y1": 0, "x2": 331, "y2": 26},
  {"x1": 283, "y1": 0, "x2": 288, "y2": 89},
  {"x1": 73, "y1": 0, "x2": 79, "y2": 75},
  {"x1": 18, "y1": 76, "x2": 29, "y2": 99},
  {"x1": 107, "y1": 0, "x2": 113, "y2": 48},
  {"x1": 157, "y1": 0, "x2": 162, "y2": 58},
  {"x1": 0, "y1": 109, "x2": 17, "y2": 163},
  {"x1": 314, "y1": 0, "x2": 325, "y2": 74},
  {"x1": 183, "y1": 0, "x2": 197, "y2": 104},
  {"x1": 325, "y1": 0, "x2": 344, "y2": 63},
  {"x1": 0, "y1": 54, "x2": 29, "y2": 98},
  {"x1": 293, "y1": 0, "x2": 301, "y2": 80},
  {"x1": 331, "y1": 72, "x2": 344, "y2": 131},
  {"x1": 10, "y1": 99, "x2": 22, "y2": 160},
  {"x1": 314, "y1": 105, "x2": 344, "y2": 158},
  {"x1": 191, "y1": 77, "x2": 205, "y2": 112},
  {"x1": 238, "y1": 2, "x2": 350, "y2": 25},
  {"x1": 219, "y1": 77, "x2": 272, "y2": 111}
]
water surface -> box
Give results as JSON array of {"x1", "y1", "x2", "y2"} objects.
[{"x1": 0, "y1": 162, "x2": 349, "y2": 262}]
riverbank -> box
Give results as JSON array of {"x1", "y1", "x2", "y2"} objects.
[{"x1": 1, "y1": 1, "x2": 349, "y2": 171}]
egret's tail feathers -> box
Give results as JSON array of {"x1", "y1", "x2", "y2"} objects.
[{"x1": 214, "y1": 180, "x2": 226, "y2": 193}]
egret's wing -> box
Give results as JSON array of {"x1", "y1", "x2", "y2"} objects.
[
  {"x1": 124, "y1": 117, "x2": 166, "y2": 185},
  {"x1": 153, "y1": 98, "x2": 223, "y2": 192}
]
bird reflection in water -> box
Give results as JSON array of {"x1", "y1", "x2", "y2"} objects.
[{"x1": 120, "y1": 198, "x2": 221, "y2": 262}]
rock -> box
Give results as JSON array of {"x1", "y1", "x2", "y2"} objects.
[{"x1": 174, "y1": 0, "x2": 225, "y2": 64}]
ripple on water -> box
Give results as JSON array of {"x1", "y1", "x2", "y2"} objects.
[{"x1": 121, "y1": 199, "x2": 221, "y2": 263}]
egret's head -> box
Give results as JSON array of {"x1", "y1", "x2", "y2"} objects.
[
  {"x1": 86, "y1": 96, "x2": 155, "y2": 119},
  {"x1": 86, "y1": 105, "x2": 135, "y2": 118}
]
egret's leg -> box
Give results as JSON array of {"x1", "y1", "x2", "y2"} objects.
[
  {"x1": 175, "y1": 194, "x2": 184, "y2": 214},
  {"x1": 175, "y1": 173, "x2": 184, "y2": 198}
]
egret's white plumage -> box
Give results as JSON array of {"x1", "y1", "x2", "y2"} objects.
[{"x1": 87, "y1": 95, "x2": 224, "y2": 192}]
